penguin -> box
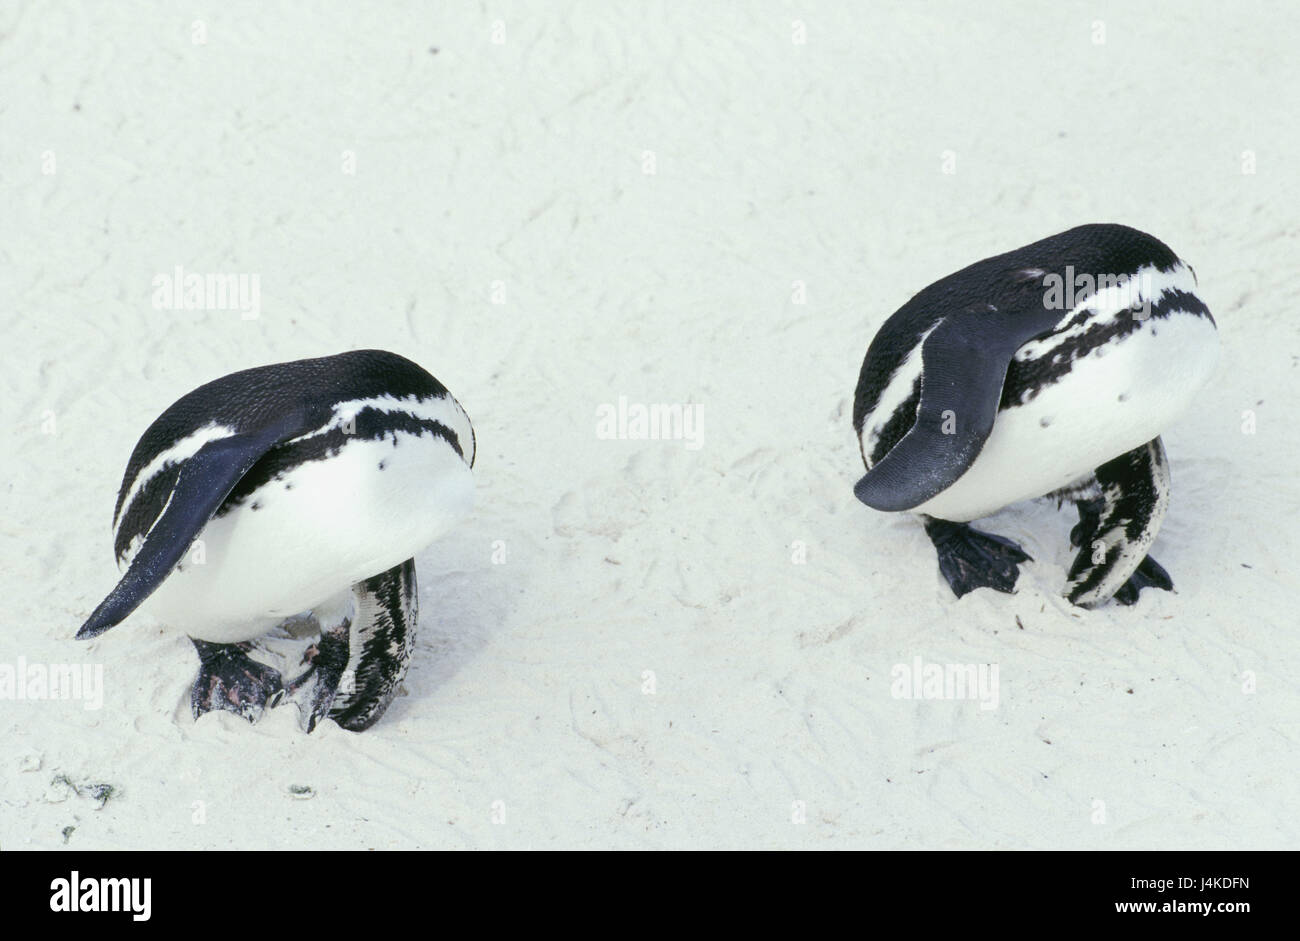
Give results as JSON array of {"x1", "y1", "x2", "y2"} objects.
[
  {"x1": 852, "y1": 224, "x2": 1217, "y2": 607},
  {"x1": 76, "y1": 349, "x2": 475, "y2": 731}
]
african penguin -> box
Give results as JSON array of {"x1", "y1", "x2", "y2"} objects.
[
  {"x1": 76, "y1": 349, "x2": 475, "y2": 731},
  {"x1": 852, "y1": 223, "x2": 1217, "y2": 607}
]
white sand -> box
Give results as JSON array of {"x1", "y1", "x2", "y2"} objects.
[{"x1": 3, "y1": 1, "x2": 1298, "y2": 849}]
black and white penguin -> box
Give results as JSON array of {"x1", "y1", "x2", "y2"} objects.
[
  {"x1": 76, "y1": 349, "x2": 475, "y2": 731},
  {"x1": 852, "y1": 224, "x2": 1217, "y2": 607}
]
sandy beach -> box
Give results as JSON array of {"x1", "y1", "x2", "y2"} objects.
[{"x1": 3, "y1": 1, "x2": 1298, "y2": 849}]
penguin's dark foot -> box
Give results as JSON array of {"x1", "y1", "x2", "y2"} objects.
[
  {"x1": 922, "y1": 516, "x2": 1033, "y2": 598},
  {"x1": 1112, "y1": 555, "x2": 1174, "y2": 606},
  {"x1": 190, "y1": 639, "x2": 285, "y2": 723},
  {"x1": 284, "y1": 621, "x2": 351, "y2": 733},
  {"x1": 1069, "y1": 497, "x2": 1106, "y2": 549}
]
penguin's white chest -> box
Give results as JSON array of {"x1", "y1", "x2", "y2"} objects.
[
  {"x1": 912, "y1": 309, "x2": 1218, "y2": 522},
  {"x1": 139, "y1": 433, "x2": 473, "y2": 643}
]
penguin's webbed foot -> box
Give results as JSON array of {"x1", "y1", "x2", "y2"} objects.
[
  {"x1": 1112, "y1": 555, "x2": 1174, "y2": 605},
  {"x1": 1069, "y1": 497, "x2": 1106, "y2": 549},
  {"x1": 284, "y1": 621, "x2": 351, "y2": 734},
  {"x1": 190, "y1": 639, "x2": 285, "y2": 723},
  {"x1": 922, "y1": 516, "x2": 1032, "y2": 598}
]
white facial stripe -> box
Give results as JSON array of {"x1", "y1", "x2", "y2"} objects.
[
  {"x1": 1016, "y1": 263, "x2": 1196, "y2": 362},
  {"x1": 114, "y1": 422, "x2": 238, "y2": 533},
  {"x1": 861, "y1": 324, "x2": 936, "y2": 467},
  {"x1": 289, "y1": 393, "x2": 475, "y2": 466}
]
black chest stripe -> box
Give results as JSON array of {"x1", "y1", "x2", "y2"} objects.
[
  {"x1": 216, "y1": 407, "x2": 463, "y2": 516},
  {"x1": 1001, "y1": 289, "x2": 1211, "y2": 410}
]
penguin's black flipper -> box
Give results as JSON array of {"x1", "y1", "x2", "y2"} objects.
[
  {"x1": 854, "y1": 306, "x2": 1063, "y2": 512},
  {"x1": 77, "y1": 412, "x2": 310, "y2": 639}
]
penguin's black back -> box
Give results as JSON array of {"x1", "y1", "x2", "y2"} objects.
[
  {"x1": 852, "y1": 223, "x2": 1183, "y2": 437},
  {"x1": 111, "y1": 350, "x2": 453, "y2": 552}
]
